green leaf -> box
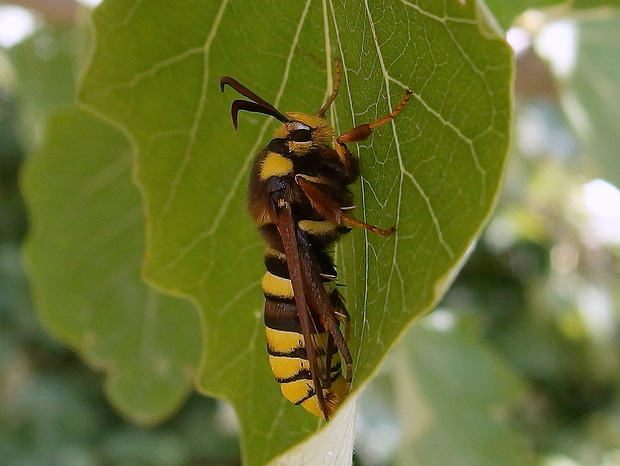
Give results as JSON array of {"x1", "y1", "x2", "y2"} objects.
[
  {"x1": 563, "y1": 14, "x2": 620, "y2": 187},
  {"x1": 397, "y1": 316, "x2": 528, "y2": 465},
  {"x1": 6, "y1": 25, "x2": 78, "y2": 146},
  {"x1": 484, "y1": 0, "x2": 564, "y2": 30},
  {"x1": 573, "y1": 0, "x2": 620, "y2": 8},
  {"x1": 79, "y1": 0, "x2": 512, "y2": 463},
  {"x1": 483, "y1": 0, "x2": 620, "y2": 31},
  {"x1": 21, "y1": 107, "x2": 202, "y2": 424},
  {"x1": 359, "y1": 314, "x2": 528, "y2": 465}
]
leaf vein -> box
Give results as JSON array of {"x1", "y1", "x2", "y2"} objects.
[
  {"x1": 158, "y1": 0, "x2": 314, "y2": 274},
  {"x1": 161, "y1": 0, "x2": 231, "y2": 214},
  {"x1": 398, "y1": 0, "x2": 477, "y2": 24}
]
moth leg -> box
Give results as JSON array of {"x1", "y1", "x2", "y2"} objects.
[
  {"x1": 334, "y1": 305, "x2": 350, "y2": 343},
  {"x1": 342, "y1": 215, "x2": 395, "y2": 237},
  {"x1": 321, "y1": 294, "x2": 349, "y2": 389},
  {"x1": 311, "y1": 286, "x2": 353, "y2": 390},
  {"x1": 324, "y1": 333, "x2": 335, "y2": 389},
  {"x1": 331, "y1": 304, "x2": 351, "y2": 392},
  {"x1": 334, "y1": 89, "x2": 412, "y2": 162},
  {"x1": 296, "y1": 175, "x2": 395, "y2": 237}
]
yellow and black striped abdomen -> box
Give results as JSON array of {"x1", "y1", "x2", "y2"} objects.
[{"x1": 262, "y1": 248, "x2": 348, "y2": 419}]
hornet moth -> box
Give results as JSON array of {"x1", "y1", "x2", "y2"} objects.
[{"x1": 220, "y1": 60, "x2": 411, "y2": 419}]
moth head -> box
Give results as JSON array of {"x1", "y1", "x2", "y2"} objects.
[
  {"x1": 220, "y1": 76, "x2": 334, "y2": 155},
  {"x1": 274, "y1": 112, "x2": 333, "y2": 156}
]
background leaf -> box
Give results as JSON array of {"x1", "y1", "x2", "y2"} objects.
[
  {"x1": 562, "y1": 15, "x2": 620, "y2": 188},
  {"x1": 395, "y1": 315, "x2": 527, "y2": 465},
  {"x1": 79, "y1": 0, "x2": 512, "y2": 462},
  {"x1": 572, "y1": 0, "x2": 620, "y2": 8},
  {"x1": 6, "y1": 25, "x2": 77, "y2": 147},
  {"x1": 21, "y1": 107, "x2": 202, "y2": 423},
  {"x1": 484, "y1": 0, "x2": 565, "y2": 30},
  {"x1": 484, "y1": 0, "x2": 620, "y2": 31},
  {"x1": 356, "y1": 313, "x2": 528, "y2": 465}
]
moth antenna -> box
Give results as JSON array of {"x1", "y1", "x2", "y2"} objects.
[{"x1": 220, "y1": 76, "x2": 289, "y2": 124}]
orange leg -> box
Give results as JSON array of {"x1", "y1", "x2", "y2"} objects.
[
  {"x1": 334, "y1": 305, "x2": 350, "y2": 343},
  {"x1": 296, "y1": 174, "x2": 396, "y2": 237},
  {"x1": 334, "y1": 89, "x2": 412, "y2": 161},
  {"x1": 341, "y1": 214, "x2": 395, "y2": 237}
]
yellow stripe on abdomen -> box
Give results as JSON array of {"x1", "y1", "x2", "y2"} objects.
[
  {"x1": 280, "y1": 376, "x2": 348, "y2": 418},
  {"x1": 261, "y1": 272, "x2": 293, "y2": 299},
  {"x1": 280, "y1": 379, "x2": 313, "y2": 405},
  {"x1": 264, "y1": 246, "x2": 286, "y2": 261},
  {"x1": 300, "y1": 375, "x2": 348, "y2": 418},
  {"x1": 265, "y1": 327, "x2": 303, "y2": 353},
  {"x1": 268, "y1": 355, "x2": 309, "y2": 380}
]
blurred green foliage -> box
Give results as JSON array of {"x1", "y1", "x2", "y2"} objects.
[
  {"x1": 0, "y1": 22, "x2": 238, "y2": 465},
  {"x1": 1, "y1": 1, "x2": 620, "y2": 465}
]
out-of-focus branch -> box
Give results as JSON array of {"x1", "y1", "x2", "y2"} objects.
[
  {"x1": 515, "y1": 47, "x2": 559, "y2": 102},
  {"x1": 3, "y1": 0, "x2": 79, "y2": 27}
]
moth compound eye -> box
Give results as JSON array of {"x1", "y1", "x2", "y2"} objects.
[{"x1": 288, "y1": 129, "x2": 313, "y2": 142}]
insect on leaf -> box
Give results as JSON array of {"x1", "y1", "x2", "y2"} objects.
[{"x1": 79, "y1": 0, "x2": 513, "y2": 463}]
